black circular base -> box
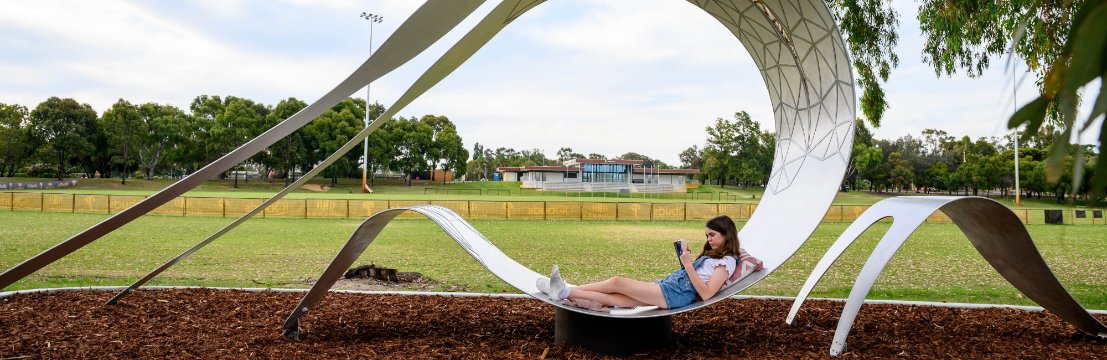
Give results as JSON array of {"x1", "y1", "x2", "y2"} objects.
[{"x1": 554, "y1": 308, "x2": 672, "y2": 355}]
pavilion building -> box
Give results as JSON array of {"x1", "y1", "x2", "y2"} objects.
[{"x1": 496, "y1": 159, "x2": 699, "y2": 193}]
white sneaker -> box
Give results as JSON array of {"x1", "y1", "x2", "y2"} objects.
[
  {"x1": 546, "y1": 265, "x2": 566, "y2": 301},
  {"x1": 535, "y1": 277, "x2": 550, "y2": 294}
]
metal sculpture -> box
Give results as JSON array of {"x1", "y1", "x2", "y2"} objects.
[
  {"x1": 5, "y1": 0, "x2": 857, "y2": 308},
  {"x1": 279, "y1": 0, "x2": 859, "y2": 349},
  {"x1": 2, "y1": 0, "x2": 1095, "y2": 355},
  {"x1": 786, "y1": 196, "x2": 1107, "y2": 355}
]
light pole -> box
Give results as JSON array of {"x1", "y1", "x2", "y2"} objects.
[
  {"x1": 1012, "y1": 62, "x2": 1021, "y2": 206},
  {"x1": 360, "y1": 12, "x2": 383, "y2": 193}
]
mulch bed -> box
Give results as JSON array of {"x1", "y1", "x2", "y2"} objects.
[{"x1": 1, "y1": 289, "x2": 1104, "y2": 359}]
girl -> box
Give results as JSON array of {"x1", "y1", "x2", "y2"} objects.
[{"x1": 537, "y1": 215, "x2": 742, "y2": 311}]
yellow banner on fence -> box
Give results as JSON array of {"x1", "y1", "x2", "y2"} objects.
[
  {"x1": 186, "y1": 197, "x2": 223, "y2": 216},
  {"x1": 469, "y1": 201, "x2": 507, "y2": 219},
  {"x1": 507, "y1": 201, "x2": 545, "y2": 220},
  {"x1": 265, "y1": 198, "x2": 306, "y2": 217},
  {"x1": 581, "y1": 202, "x2": 617, "y2": 219},
  {"x1": 12, "y1": 193, "x2": 41, "y2": 211},
  {"x1": 617, "y1": 203, "x2": 651, "y2": 220},
  {"x1": 348, "y1": 200, "x2": 389, "y2": 218},
  {"x1": 306, "y1": 199, "x2": 344, "y2": 218},
  {"x1": 686, "y1": 203, "x2": 718, "y2": 220},
  {"x1": 151, "y1": 197, "x2": 186, "y2": 216},
  {"x1": 651, "y1": 203, "x2": 685, "y2": 220},
  {"x1": 226, "y1": 198, "x2": 265, "y2": 217},
  {"x1": 9, "y1": 191, "x2": 1102, "y2": 225},
  {"x1": 545, "y1": 202, "x2": 581, "y2": 219},
  {"x1": 42, "y1": 193, "x2": 72, "y2": 212},
  {"x1": 108, "y1": 195, "x2": 144, "y2": 214},
  {"x1": 430, "y1": 200, "x2": 470, "y2": 217}
]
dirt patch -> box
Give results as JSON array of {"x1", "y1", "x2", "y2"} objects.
[
  {"x1": 300, "y1": 184, "x2": 330, "y2": 192},
  {"x1": 1, "y1": 289, "x2": 1104, "y2": 359},
  {"x1": 286, "y1": 269, "x2": 471, "y2": 293}
]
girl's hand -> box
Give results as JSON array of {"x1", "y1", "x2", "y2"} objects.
[{"x1": 679, "y1": 242, "x2": 693, "y2": 265}]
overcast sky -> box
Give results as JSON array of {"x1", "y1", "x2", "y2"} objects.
[{"x1": 0, "y1": 0, "x2": 1100, "y2": 165}]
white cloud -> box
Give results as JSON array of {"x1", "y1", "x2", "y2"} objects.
[{"x1": 2, "y1": 0, "x2": 1092, "y2": 167}]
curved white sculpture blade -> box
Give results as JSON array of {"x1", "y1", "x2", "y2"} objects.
[{"x1": 786, "y1": 196, "x2": 1107, "y2": 355}]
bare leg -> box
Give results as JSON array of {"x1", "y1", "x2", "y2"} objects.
[
  {"x1": 568, "y1": 276, "x2": 667, "y2": 308},
  {"x1": 570, "y1": 289, "x2": 653, "y2": 308}
]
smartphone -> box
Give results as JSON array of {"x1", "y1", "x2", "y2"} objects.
[{"x1": 673, "y1": 240, "x2": 683, "y2": 256}]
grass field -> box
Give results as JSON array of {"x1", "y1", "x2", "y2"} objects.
[
  {"x1": 6, "y1": 176, "x2": 1105, "y2": 210},
  {"x1": 1, "y1": 211, "x2": 1104, "y2": 309}
]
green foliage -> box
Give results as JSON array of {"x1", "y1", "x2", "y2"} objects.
[
  {"x1": 101, "y1": 99, "x2": 146, "y2": 184},
  {"x1": 1007, "y1": 0, "x2": 1107, "y2": 201},
  {"x1": 702, "y1": 112, "x2": 773, "y2": 187},
  {"x1": 23, "y1": 163, "x2": 58, "y2": 178},
  {"x1": 27, "y1": 97, "x2": 99, "y2": 180},
  {"x1": 0, "y1": 103, "x2": 31, "y2": 177},
  {"x1": 827, "y1": 0, "x2": 900, "y2": 127}
]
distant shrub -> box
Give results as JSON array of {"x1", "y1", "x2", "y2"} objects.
[{"x1": 24, "y1": 164, "x2": 57, "y2": 178}]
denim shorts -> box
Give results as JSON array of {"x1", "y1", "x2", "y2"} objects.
[{"x1": 656, "y1": 269, "x2": 697, "y2": 309}]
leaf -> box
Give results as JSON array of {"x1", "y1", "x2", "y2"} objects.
[
  {"x1": 1044, "y1": 126, "x2": 1072, "y2": 184},
  {"x1": 1063, "y1": 2, "x2": 1107, "y2": 88},
  {"x1": 1008, "y1": 96, "x2": 1049, "y2": 133},
  {"x1": 1083, "y1": 68, "x2": 1107, "y2": 133},
  {"x1": 1091, "y1": 121, "x2": 1107, "y2": 200}
]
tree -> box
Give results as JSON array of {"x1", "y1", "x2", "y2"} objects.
[
  {"x1": 27, "y1": 97, "x2": 98, "y2": 180},
  {"x1": 587, "y1": 153, "x2": 605, "y2": 160},
  {"x1": 926, "y1": 161, "x2": 949, "y2": 193},
  {"x1": 419, "y1": 114, "x2": 451, "y2": 180},
  {"x1": 135, "y1": 103, "x2": 189, "y2": 180},
  {"x1": 556, "y1": 147, "x2": 582, "y2": 162},
  {"x1": 213, "y1": 97, "x2": 267, "y2": 187},
  {"x1": 304, "y1": 98, "x2": 362, "y2": 187},
  {"x1": 617, "y1": 152, "x2": 668, "y2": 169},
  {"x1": 390, "y1": 117, "x2": 434, "y2": 186},
  {"x1": 437, "y1": 126, "x2": 468, "y2": 184},
  {"x1": 885, "y1": 152, "x2": 913, "y2": 192},
  {"x1": 678, "y1": 145, "x2": 703, "y2": 170},
  {"x1": 362, "y1": 102, "x2": 393, "y2": 185},
  {"x1": 265, "y1": 98, "x2": 309, "y2": 184},
  {"x1": 0, "y1": 103, "x2": 31, "y2": 177},
  {"x1": 915, "y1": 0, "x2": 1106, "y2": 197},
  {"x1": 467, "y1": 142, "x2": 490, "y2": 181},
  {"x1": 729, "y1": 112, "x2": 771, "y2": 188},
  {"x1": 853, "y1": 144, "x2": 883, "y2": 191},
  {"x1": 827, "y1": 0, "x2": 900, "y2": 127},
  {"x1": 101, "y1": 99, "x2": 145, "y2": 184},
  {"x1": 703, "y1": 116, "x2": 740, "y2": 186}
]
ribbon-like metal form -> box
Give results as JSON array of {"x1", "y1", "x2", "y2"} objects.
[{"x1": 787, "y1": 196, "x2": 1107, "y2": 355}]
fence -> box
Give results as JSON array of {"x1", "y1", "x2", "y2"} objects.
[{"x1": 1, "y1": 192, "x2": 1104, "y2": 224}]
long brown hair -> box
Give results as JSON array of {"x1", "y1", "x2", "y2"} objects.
[{"x1": 697, "y1": 215, "x2": 740, "y2": 259}]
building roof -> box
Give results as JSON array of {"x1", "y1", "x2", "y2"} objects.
[
  {"x1": 496, "y1": 166, "x2": 577, "y2": 172},
  {"x1": 563, "y1": 159, "x2": 644, "y2": 166},
  {"x1": 497, "y1": 159, "x2": 699, "y2": 174},
  {"x1": 632, "y1": 168, "x2": 700, "y2": 174}
]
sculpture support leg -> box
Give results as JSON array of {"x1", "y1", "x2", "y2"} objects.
[
  {"x1": 788, "y1": 196, "x2": 1107, "y2": 356},
  {"x1": 555, "y1": 308, "x2": 672, "y2": 356}
]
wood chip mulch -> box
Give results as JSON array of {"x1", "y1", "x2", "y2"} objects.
[{"x1": 1, "y1": 289, "x2": 1104, "y2": 359}]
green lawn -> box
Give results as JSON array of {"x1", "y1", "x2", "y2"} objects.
[
  {"x1": 1, "y1": 211, "x2": 1104, "y2": 309},
  {"x1": 8, "y1": 176, "x2": 1105, "y2": 209}
]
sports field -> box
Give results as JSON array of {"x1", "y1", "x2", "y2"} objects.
[{"x1": 2, "y1": 210, "x2": 1104, "y2": 309}]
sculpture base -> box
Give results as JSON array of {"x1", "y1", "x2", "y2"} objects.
[{"x1": 554, "y1": 308, "x2": 672, "y2": 355}]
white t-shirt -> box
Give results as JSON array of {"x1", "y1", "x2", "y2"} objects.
[{"x1": 694, "y1": 256, "x2": 736, "y2": 283}]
